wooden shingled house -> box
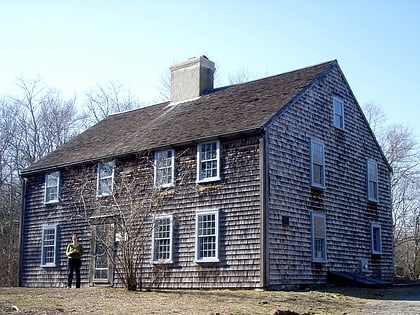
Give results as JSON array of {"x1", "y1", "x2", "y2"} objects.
[{"x1": 19, "y1": 56, "x2": 393, "y2": 289}]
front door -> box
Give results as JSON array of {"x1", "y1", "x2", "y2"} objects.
[{"x1": 92, "y1": 224, "x2": 113, "y2": 285}]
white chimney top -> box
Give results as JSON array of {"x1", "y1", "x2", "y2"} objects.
[{"x1": 169, "y1": 56, "x2": 215, "y2": 104}]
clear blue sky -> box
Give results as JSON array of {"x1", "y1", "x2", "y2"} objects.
[{"x1": 1, "y1": 0, "x2": 419, "y2": 141}]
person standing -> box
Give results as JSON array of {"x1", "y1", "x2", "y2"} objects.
[{"x1": 66, "y1": 234, "x2": 84, "y2": 288}]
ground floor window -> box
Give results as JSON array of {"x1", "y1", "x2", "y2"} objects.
[
  {"x1": 41, "y1": 225, "x2": 58, "y2": 267},
  {"x1": 311, "y1": 212, "x2": 327, "y2": 263},
  {"x1": 195, "y1": 210, "x2": 219, "y2": 263},
  {"x1": 371, "y1": 222, "x2": 382, "y2": 254},
  {"x1": 152, "y1": 215, "x2": 173, "y2": 263}
]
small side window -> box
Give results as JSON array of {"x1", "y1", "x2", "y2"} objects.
[
  {"x1": 371, "y1": 223, "x2": 382, "y2": 254},
  {"x1": 367, "y1": 159, "x2": 379, "y2": 203},
  {"x1": 311, "y1": 212, "x2": 327, "y2": 263},
  {"x1": 310, "y1": 139, "x2": 325, "y2": 189}
]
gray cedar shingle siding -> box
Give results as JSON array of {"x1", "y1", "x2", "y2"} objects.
[
  {"x1": 20, "y1": 59, "x2": 393, "y2": 289},
  {"x1": 265, "y1": 64, "x2": 393, "y2": 286}
]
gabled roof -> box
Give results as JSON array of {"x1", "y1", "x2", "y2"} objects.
[{"x1": 21, "y1": 60, "x2": 335, "y2": 175}]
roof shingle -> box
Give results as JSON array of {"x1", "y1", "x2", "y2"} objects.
[{"x1": 21, "y1": 60, "x2": 335, "y2": 175}]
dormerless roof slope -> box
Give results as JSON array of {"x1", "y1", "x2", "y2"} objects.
[{"x1": 21, "y1": 60, "x2": 335, "y2": 175}]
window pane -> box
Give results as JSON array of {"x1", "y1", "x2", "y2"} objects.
[
  {"x1": 156, "y1": 150, "x2": 174, "y2": 186},
  {"x1": 196, "y1": 212, "x2": 217, "y2": 260},
  {"x1": 198, "y1": 142, "x2": 219, "y2": 181},
  {"x1": 153, "y1": 217, "x2": 172, "y2": 262},
  {"x1": 42, "y1": 227, "x2": 56, "y2": 265}
]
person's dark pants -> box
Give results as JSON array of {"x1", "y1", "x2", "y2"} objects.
[{"x1": 68, "y1": 258, "x2": 82, "y2": 288}]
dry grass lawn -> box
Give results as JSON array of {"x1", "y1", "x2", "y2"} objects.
[{"x1": 0, "y1": 286, "x2": 419, "y2": 315}]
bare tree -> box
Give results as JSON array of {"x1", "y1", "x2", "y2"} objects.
[
  {"x1": 364, "y1": 103, "x2": 420, "y2": 279},
  {"x1": 82, "y1": 81, "x2": 141, "y2": 127},
  {"x1": 0, "y1": 77, "x2": 83, "y2": 286},
  {"x1": 73, "y1": 150, "x2": 192, "y2": 290}
]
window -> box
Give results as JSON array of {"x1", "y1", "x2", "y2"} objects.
[
  {"x1": 154, "y1": 149, "x2": 175, "y2": 188},
  {"x1": 371, "y1": 223, "x2": 382, "y2": 254},
  {"x1": 333, "y1": 97, "x2": 344, "y2": 129},
  {"x1": 44, "y1": 171, "x2": 60, "y2": 204},
  {"x1": 197, "y1": 141, "x2": 220, "y2": 183},
  {"x1": 97, "y1": 162, "x2": 115, "y2": 197},
  {"x1": 152, "y1": 215, "x2": 173, "y2": 263},
  {"x1": 310, "y1": 139, "x2": 325, "y2": 189},
  {"x1": 41, "y1": 225, "x2": 58, "y2": 267},
  {"x1": 195, "y1": 210, "x2": 219, "y2": 262},
  {"x1": 311, "y1": 212, "x2": 327, "y2": 263},
  {"x1": 367, "y1": 159, "x2": 379, "y2": 202}
]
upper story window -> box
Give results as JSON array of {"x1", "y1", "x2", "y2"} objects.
[
  {"x1": 41, "y1": 225, "x2": 58, "y2": 267},
  {"x1": 154, "y1": 149, "x2": 175, "y2": 188},
  {"x1": 44, "y1": 171, "x2": 60, "y2": 204},
  {"x1": 195, "y1": 210, "x2": 219, "y2": 263},
  {"x1": 333, "y1": 97, "x2": 345, "y2": 130},
  {"x1": 371, "y1": 222, "x2": 382, "y2": 254},
  {"x1": 197, "y1": 140, "x2": 220, "y2": 183},
  {"x1": 367, "y1": 159, "x2": 379, "y2": 203},
  {"x1": 152, "y1": 215, "x2": 173, "y2": 264},
  {"x1": 310, "y1": 139, "x2": 325, "y2": 189},
  {"x1": 97, "y1": 161, "x2": 115, "y2": 197},
  {"x1": 311, "y1": 212, "x2": 327, "y2": 263}
]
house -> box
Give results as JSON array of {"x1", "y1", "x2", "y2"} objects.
[{"x1": 19, "y1": 56, "x2": 393, "y2": 289}]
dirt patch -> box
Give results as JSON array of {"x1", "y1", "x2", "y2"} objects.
[{"x1": 0, "y1": 286, "x2": 419, "y2": 315}]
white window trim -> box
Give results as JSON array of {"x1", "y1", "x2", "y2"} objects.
[
  {"x1": 367, "y1": 159, "x2": 379, "y2": 203},
  {"x1": 311, "y1": 212, "x2": 327, "y2": 263},
  {"x1": 97, "y1": 161, "x2": 115, "y2": 197},
  {"x1": 151, "y1": 214, "x2": 174, "y2": 264},
  {"x1": 196, "y1": 140, "x2": 221, "y2": 184},
  {"x1": 44, "y1": 171, "x2": 60, "y2": 204},
  {"x1": 194, "y1": 209, "x2": 220, "y2": 263},
  {"x1": 310, "y1": 139, "x2": 326, "y2": 189},
  {"x1": 154, "y1": 149, "x2": 175, "y2": 188},
  {"x1": 333, "y1": 96, "x2": 345, "y2": 130},
  {"x1": 40, "y1": 225, "x2": 58, "y2": 267},
  {"x1": 371, "y1": 222, "x2": 382, "y2": 254}
]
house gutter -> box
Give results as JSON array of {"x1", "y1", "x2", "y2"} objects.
[{"x1": 18, "y1": 177, "x2": 27, "y2": 287}]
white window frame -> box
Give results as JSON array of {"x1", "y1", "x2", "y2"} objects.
[
  {"x1": 97, "y1": 161, "x2": 115, "y2": 197},
  {"x1": 367, "y1": 159, "x2": 379, "y2": 203},
  {"x1": 197, "y1": 141, "x2": 221, "y2": 183},
  {"x1": 40, "y1": 225, "x2": 58, "y2": 267},
  {"x1": 195, "y1": 210, "x2": 219, "y2": 263},
  {"x1": 44, "y1": 171, "x2": 60, "y2": 204},
  {"x1": 154, "y1": 149, "x2": 175, "y2": 188},
  {"x1": 310, "y1": 139, "x2": 325, "y2": 189},
  {"x1": 151, "y1": 215, "x2": 173, "y2": 264},
  {"x1": 333, "y1": 96, "x2": 345, "y2": 130},
  {"x1": 371, "y1": 222, "x2": 382, "y2": 254},
  {"x1": 311, "y1": 212, "x2": 327, "y2": 263}
]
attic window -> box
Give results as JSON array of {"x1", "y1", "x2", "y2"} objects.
[
  {"x1": 333, "y1": 97, "x2": 344, "y2": 130},
  {"x1": 197, "y1": 141, "x2": 221, "y2": 183},
  {"x1": 97, "y1": 161, "x2": 115, "y2": 197}
]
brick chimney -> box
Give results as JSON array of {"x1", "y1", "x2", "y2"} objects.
[{"x1": 170, "y1": 56, "x2": 215, "y2": 103}]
